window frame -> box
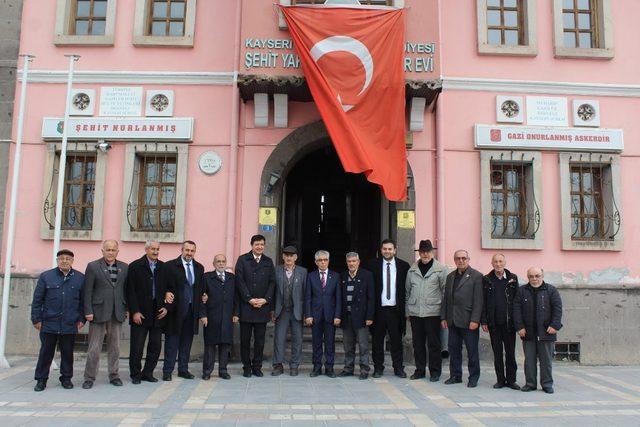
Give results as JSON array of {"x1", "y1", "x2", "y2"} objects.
[
  {"x1": 40, "y1": 142, "x2": 107, "y2": 241},
  {"x1": 552, "y1": 0, "x2": 614, "y2": 59},
  {"x1": 120, "y1": 142, "x2": 188, "y2": 243},
  {"x1": 133, "y1": 0, "x2": 197, "y2": 47},
  {"x1": 136, "y1": 155, "x2": 178, "y2": 233},
  {"x1": 480, "y1": 150, "x2": 544, "y2": 250},
  {"x1": 559, "y1": 152, "x2": 622, "y2": 251},
  {"x1": 477, "y1": 0, "x2": 538, "y2": 56},
  {"x1": 54, "y1": 0, "x2": 116, "y2": 46}
]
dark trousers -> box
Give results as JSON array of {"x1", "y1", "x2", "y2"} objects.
[
  {"x1": 410, "y1": 316, "x2": 442, "y2": 377},
  {"x1": 34, "y1": 332, "x2": 75, "y2": 382},
  {"x1": 523, "y1": 339, "x2": 554, "y2": 388},
  {"x1": 163, "y1": 308, "x2": 195, "y2": 374},
  {"x1": 372, "y1": 306, "x2": 404, "y2": 371},
  {"x1": 448, "y1": 325, "x2": 480, "y2": 383},
  {"x1": 311, "y1": 319, "x2": 336, "y2": 368},
  {"x1": 342, "y1": 313, "x2": 369, "y2": 373},
  {"x1": 129, "y1": 324, "x2": 162, "y2": 379},
  {"x1": 203, "y1": 343, "x2": 231, "y2": 375},
  {"x1": 240, "y1": 321, "x2": 267, "y2": 369},
  {"x1": 489, "y1": 324, "x2": 517, "y2": 384}
]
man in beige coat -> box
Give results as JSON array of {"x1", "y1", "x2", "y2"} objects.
[{"x1": 406, "y1": 240, "x2": 448, "y2": 382}]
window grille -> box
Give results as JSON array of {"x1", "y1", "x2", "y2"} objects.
[
  {"x1": 569, "y1": 156, "x2": 620, "y2": 241},
  {"x1": 554, "y1": 342, "x2": 580, "y2": 362},
  {"x1": 43, "y1": 153, "x2": 96, "y2": 231},
  {"x1": 490, "y1": 153, "x2": 540, "y2": 239},
  {"x1": 127, "y1": 149, "x2": 177, "y2": 233},
  {"x1": 562, "y1": 0, "x2": 598, "y2": 48},
  {"x1": 72, "y1": 0, "x2": 108, "y2": 35},
  {"x1": 486, "y1": 0, "x2": 524, "y2": 46},
  {"x1": 148, "y1": 0, "x2": 186, "y2": 36}
]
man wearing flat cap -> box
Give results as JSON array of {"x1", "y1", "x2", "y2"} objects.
[
  {"x1": 272, "y1": 245, "x2": 307, "y2": 376},
  {"x1": 405, "y1": 240, "x2": 448, "y2": 382}
]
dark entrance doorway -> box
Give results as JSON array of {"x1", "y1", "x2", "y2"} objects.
[{"x1": 283, "y1": 145, "x2": 381, "y2": 272}]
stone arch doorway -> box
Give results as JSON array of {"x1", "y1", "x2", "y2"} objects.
[{"x1": 259, "y1": 121, "x2": 416, "y2": 265}]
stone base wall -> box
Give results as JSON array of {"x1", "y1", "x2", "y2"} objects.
[{"x1": 2, "y1": 274, "x2": 639, "y2": 365}]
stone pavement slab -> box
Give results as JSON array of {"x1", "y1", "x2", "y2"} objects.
[{"x1": 1, "y1": 356, "x2": 640, "y2": 426}]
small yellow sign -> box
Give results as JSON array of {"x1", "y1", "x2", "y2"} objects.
[
  {"x1": 397, "y1": 210, "x2": 416, "y2": 229},
  {"x1": 259, "y1": 207, "x2": 278, "y2": 226}
]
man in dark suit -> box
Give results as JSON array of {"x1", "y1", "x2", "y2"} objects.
[
  {"x1": 368, "y1": 238, "x2": 410, "y2": 378},
  {"x1": 200, "y1": 254, "x2": 238, "y2": 380},
  {"x1": 441, "y1": 249, "x2": 484, "y2": 388},
  {"x1": 235, "y1": 234, "x2": 276, "y2": 378},
  {"x1": 272, "y1": 245, "x2": 307, "y2": 377},
  {"x1": 304, "y1": 250, "x2": 342, "y2": 378},
  {"x1": 125, "y1": 240, "x2": 168, "y2": 384},
  {"x1": 339, "y1": 252, "x2": 375, "y2": 380},
  {"x1": 161, "y1": 240, "x2": 205, "y2": 381},
  {"x1": 82, "y1": 240, "x2": 128, "y2": 389}
]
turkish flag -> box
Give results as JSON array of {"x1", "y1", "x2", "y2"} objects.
[{"x1": 280, "y1": 5, "x2": 407, "y2": 201}]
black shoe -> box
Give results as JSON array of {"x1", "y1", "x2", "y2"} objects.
[
  {"x1": 290, "y1": 368, "x2": 299, "y2": 377},
  {"x1": 163, "y1": 373, "x2": 172, "y2": 381},
  {"x1": 542, "y1": 386, "x2": 554, "y2": 394},
  {"x1": 338, "y1": 370, "x2": 354, "y2": 377},
  {"x1": 141, "y1": 375, "x2": 158, "y2": 383},
  {"x1": 467, "y1": 381, "x2": 478, "y2": 388},
  {"x1": 110, "y1": 378, "x2": 123, "y2": 386},
  {"x1": 444, "y1": 377, "x2": 462, "y2": 385},
  {"x1": 310, "y1": 367, "x2": 322, "y2": 377},
  {"x1": 394, "y1": 369, "x2": 407, "y2": 379},
  {"x1": 271, "y1": 365, "x2": 284, "y2": 376},
  {"x1": 325, "y1": 368, "x2": 336, "y2": 378},
  {"x1": 359, "y1": 372, "x2": 369, "y2": 380},
  {"x1": 202, "y1": 374, "x2": 211, "y2": 380},
  {"x1": 410, "y1": 371, "x2": 426, "y2": 380},
  {"x1": 242, "y1": 368, "x2": 252, "y2": 378},
  {"x1": 493, "y1": 381, "x2": 505, "y2": 389},
  {"x1": 34, "y1": 380, "x2": 46, "y2": 392},
  {"x1": 441, "y1": 350, "x2": 449, "y2": 359},
  {"x1": 131, "y1": 377, "x2": 141, "y2": 385},
  {"x1": 372, "y1": 370, "x2": 383, "y2": 378},
  {"x1": 506, "y1": 382, "x2": 521, "y2": 390},
  {"x1": 219, "y1": 373, "x2": 231, "y2": 380},
  {"x1": 252, "y1": 368, "x2": 264, "y2": 377},
  {"x1": 178, "y1": 371, "x2": 195, "y2": 379},
  {"x1": 429, "y1": 375, "x2": 440, "y2": 382},
  {"x1": 61, "y1": 379, "x2": 74, "y2": 389},
  {"x1": 521, "y1": 385, "x2": 537, "y2": 392},
  {"x1": 81, "y1": 380, "x2": 93, "y2": 389}
]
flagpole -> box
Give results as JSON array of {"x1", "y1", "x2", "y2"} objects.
[
  {"x1": 0, "y1": 54, "x2": 35, "y2": 369},
  {"x1": 52, "y1": 54, "x2": 80, "y2": 267}
]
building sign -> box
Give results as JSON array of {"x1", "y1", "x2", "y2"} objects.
[
  {"x1": 475, "y1": 124, "x2": 624, "y2": 152},
  {"x1": 526, "y1": 96, "x2": 568, "y2": 127},
  {"x1": 99, "y1": 87, "x2": 143, "y2": 117},
  {"x1": 243, "y1": 38, "x2": 435, "y2": 73},
  {"x1": 42, "y1": 117, "x2": 194, "y2": 141},
  {"x1": 397, "y1": 210, "x2": 415, "y2": 229},
  {"x1": 259, "y1": 207, "x2": 277, "y2": 226}
]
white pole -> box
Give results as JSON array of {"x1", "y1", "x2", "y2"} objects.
[
  {"x1": 0, "y1": 54, "x2": 34, "y2": 369},
  {"x1": 52, "y1": 55, "x2": 80, "y2": 266}
]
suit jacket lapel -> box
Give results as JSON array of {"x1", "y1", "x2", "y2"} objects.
[
  {"x1": 99, "y1": 259, "x2": 113, "y2": 285},
  {"x1": 457, "y1": 271, "x2": 471, "y2": 289}
]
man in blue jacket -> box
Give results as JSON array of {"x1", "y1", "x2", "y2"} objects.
[{"x1": 31, "y1": 249, "x2": 85, "y2": 392}]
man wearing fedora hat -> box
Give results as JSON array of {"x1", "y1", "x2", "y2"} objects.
[
  {"x1": 405, "y1": 240, "x2": 448, "y2": 382},
  {"x1": 272, "y1": 245, "x2": 307, "y2": 376}
]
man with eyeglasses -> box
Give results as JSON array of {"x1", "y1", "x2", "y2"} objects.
[
  {"x1": 513, "y1": 267, "x2": 563, "y2": 394},
  {"x1": 441, "y1": 250, "x2": 483, "y2": 388}
]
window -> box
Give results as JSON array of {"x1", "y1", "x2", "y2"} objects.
[
  {"x1": 54, "y1": 0, "x2": 116, "y2": 45},
  {"x1": 560, "y1": 153, "x2": 622, "y2": 250},
  {"x1": 552, "y1": 0, "x2": 613, "y2": 58},
  {"x1": 477, "y1": 0, "x2": 537, "y2": 56},
  {"x1": 481, "y1": 151, "x2": 543, "y2": 250},
  {"x1": 40, "y1": 143, "x2": 107, "y2": 241},
  {"x1": 121, "y1": 143, "x2": 188, "y2": 242},
  {"x1": 133, "y1": 0, "x2": 197, "y2": 47}
]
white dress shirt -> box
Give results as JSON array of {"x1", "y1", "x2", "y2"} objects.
[{"x1": 381, "y1": 258, "x2": 397, "y2": 306}]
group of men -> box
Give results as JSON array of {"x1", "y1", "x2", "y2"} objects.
[{"x1": 31, "y1": 235, "x2": 562, "y2": 395}]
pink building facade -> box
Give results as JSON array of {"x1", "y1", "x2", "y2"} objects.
[{"x1": 2, "y1": 0, "x2": 639, "y2": 363}]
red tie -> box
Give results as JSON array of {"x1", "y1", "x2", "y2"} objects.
[{"x1": 320, "y1": 271, "x2": 326, "y2": 288}]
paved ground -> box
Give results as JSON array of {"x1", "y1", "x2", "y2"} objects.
[{"x1": 1, "y1": 356, "x2": 639, "y2": 426}]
